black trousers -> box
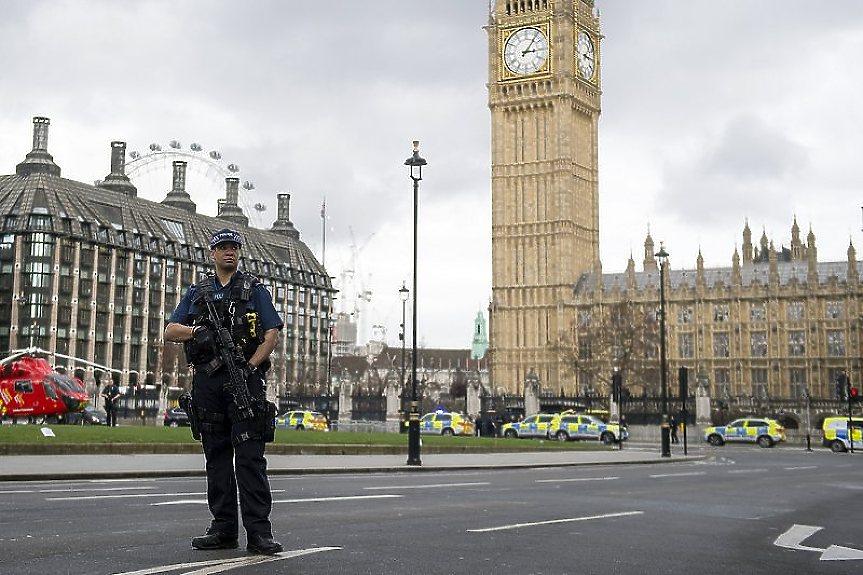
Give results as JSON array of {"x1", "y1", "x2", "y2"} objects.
[
  {"x1": 105, "y1": 404, "x2": 117, "y2": 427},
  {"x1": 194, "y1": 369, "x2": 273, "y2": 539}
]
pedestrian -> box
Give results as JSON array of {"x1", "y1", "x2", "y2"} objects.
[
  {"x1": 101, "y1": 377, "x2": 121, "y2": 427},
  {"x1": 670, "y1": 415, "x2": 679, "y2": 444},
  {"x1": 164, "y1": 228, "x2": 283, "y2": 555}
]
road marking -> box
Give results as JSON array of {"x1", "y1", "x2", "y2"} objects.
[
  {"x1": 727, "y1": 468, "x2": 768, "y2": 474},
  {"x1": 775, "y1": 524, "x2": 863, "y2": 561},
  {"x1": 467, "y1": 511, "x2": 643, "y2": 533},
  {"x1": 48, "y1": 490, "x2": 286, "y2": 501},
  {"x1": 535, "y1": 477, "x2": 619, "y2": 483},
  {"x1": 151, "y1": 494, "x2": 402, "y2": 506},
  {"x1": 40, "y1": 486, "x2": 155, "y2": 493},
  {"x1": 784, "y1": 466, "x2": 817, "y2": 470},
  {"x1": 109, "y1": 546, "x2": 341, "y2": 575},
  {"x1": 648, "y1": 472, "x2": 706, "y2": 478},
  {"x1": 364, "y1": 482, "x2": 489, "y2": 490}
]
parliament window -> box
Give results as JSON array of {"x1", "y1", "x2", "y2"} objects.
[
  {"x1": 578, "y1": 310, "x2": 591, "y2": 328},
  {"x1": 786, "y1": 302, "x2": 804, "y2": 321},
  {"x1": 750, "y1": 303, "x2": 766, "y2": 322},
  {"x1": 713, "y1": 305, "x2": 729, "y2": 323},
  {"x1": 713, "y1": 333, "x2": 729, "y2": 358},
  {"x1": 788, "y1": 331, "x2": 805, "y2": 356},
  {"x1": 826, "y1": 301, "x2": 844, "y2": 320},
  {"x1": 750, "y1": 332, "x2": 767, "y2": 357},
  {"x1": 714, "y1": 369, "x2": 730, "y2": 398},
  {"x1": 678, "y1": 334, "x2": 694, "y2": 358},
  {"x1": 677, "y1": 307, "x2": 692, "y2": 324},
  {"x1": 827, "y1": 330, "x2": 845, "y2": 357}
]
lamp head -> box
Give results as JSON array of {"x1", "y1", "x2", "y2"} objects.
[
  {"x1": 399, "y1": 282, "x2": 409, "y2": 302},
  {"x1": 404, "y1": 140, "x2": 427, "y2": 181}
]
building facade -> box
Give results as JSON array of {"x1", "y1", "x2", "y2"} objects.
[
  {"x1": 487, "y1": 0, "x2": 602, "y2": 392},
  {"x1": 486, "y1": 1, "x2": 862, "y2": 409},
  {"x1": 0, "y1": 117, "x2": 335, "y2": 398}
]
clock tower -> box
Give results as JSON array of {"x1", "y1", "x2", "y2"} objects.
[{"x1": 487, "y1": 0, "x2": 601, "y2": 393}]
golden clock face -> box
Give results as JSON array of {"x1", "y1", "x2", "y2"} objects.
[
  {"x1": 577, "y1": 30, "x2": 596, "y2": 81},
  {"x1": 504, "y1": 27, "x2": 550, "y2": 76}
]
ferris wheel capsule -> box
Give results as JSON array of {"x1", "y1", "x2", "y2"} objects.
[
  {"x1": 149, "y1": 143, "x2": 162, "y2": 152},
  {"x1": 209, "y1": 150, "x2": 222, "y2": 160},
  {"x1": 254, "y1": 203, "x2": 266, "y2": 212},
  {"x1": 227, "y1": 163, "x2": 240, "y2": 173},
  {"x1": 243, "y1": 180, "x2": 254, "y2": 190},
  {"x1": 129, "y1": 151, "x2": 139, "y2": 159},
  {"x1": 190, "y1": 142, "x2": 202, "y2": 152},
  {"x1": 169, "y1": 140, "x2": 181, "y2": 149}
]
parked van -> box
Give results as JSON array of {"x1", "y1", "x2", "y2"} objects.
[{"x1": 822, "y1": 416, "x2": 863, "y2": 452}]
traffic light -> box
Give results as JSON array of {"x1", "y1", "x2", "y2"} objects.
[
  {"x1": 679, "y1": 367, "x2": 688, "y2": 400},
  {"x1": 612, "y1": 372, "x2": 622, "y2": 403},
  {"x1": 836, "y1": 373, "x2": 848, "y2": 400},
  {"x1": 851, "y1": 387, "x2": 860, "y2": 403}
]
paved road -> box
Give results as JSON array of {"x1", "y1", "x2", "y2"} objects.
[{"x1": 1, "y1": 445, "x2": 861, "y2": 574}]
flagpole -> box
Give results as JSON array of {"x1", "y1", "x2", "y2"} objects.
[{"x1": 321, "y1": 197, "x2": 326, "y2": 267}]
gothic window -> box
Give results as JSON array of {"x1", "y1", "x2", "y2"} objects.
[
  {"x1": 713, "y1": 333, "x2": 729, "y2": 358},
  {"x1": 678, "y1": 333, "x2": 694, "y2": 359},
  {"x1": 786, "y1": 302, "x2": 804, "y2": 321},
  {"x1": 827, "y1": 330, "x2": 846, "y2": 357},
  {"x1": 751, "y1": 368, "x2": 768, "y2": 398},
  {"x1": 788, "y1": 331, "x2": 806, "y2": 356},
  {"x1": 826, "y1": 301, "x2": 844, "y2": 320},
  {"x1": 750, "y1": 332, "x2": 767, "y2": 357},
  {"x1": 713, "y1": 305, "x2": 729, "y2": 323},
  {"x1": 789, "y1": 368, "x2": 807, "y2": 400},
  {"x1": 678, "y1": 307, "x2": 692, "y2": 324},
  {"x1": 578, "y1": 338, "x2": 592, "y2": 360},
  {"x1": 749, "y1": 303, "x2": 766, "y2": 322},
  {"x1": 578, "y1": 310, "x2": 591, "y2": 328},
  {"x1": 714, "y1": 369, "x2": 730, "y2": 398}
]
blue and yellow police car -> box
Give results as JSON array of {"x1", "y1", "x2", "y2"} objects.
[
  {"x1": 549, "y1": 413, "x2": 628, "y2": 444},
  {"x1": 501, "y1": 413, "x2": 558, "y2": 439},
  {"x1": 822, "y1": 416, "x2": 862, "y2": 452},
  {"x1": 703, "y1": 417, "x2": 785, "y2": 448},
  {"x1": 418, "y1": 411, "x2": 475, "y2": 436},
  {"x1": 275, "y1": 410, "x2": 328, "y2": 431}
]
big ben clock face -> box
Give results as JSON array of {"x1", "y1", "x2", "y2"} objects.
[
  {"x1": 577, "y1": 30, "x2": 596, "y2": 81},
  {"x1": 504, "y1": 27, "x2": 550, "y2": 76}
]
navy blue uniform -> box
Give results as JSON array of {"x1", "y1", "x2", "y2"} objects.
[{"x1": 169, "y1": 272, "x2": 282, "y2": 542}]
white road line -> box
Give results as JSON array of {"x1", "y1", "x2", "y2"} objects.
[
  {"x1": 364, "y1": 482, "x2": 489, "y2": 490},
  {"x1": 727, "y1": 469, "x2": 768, "y2": 474},
  {"x1": 784, "y1": 466, "x2": 817, "y2": 470},
  {"x1": 109, "y1": 546, "x2": 341, "y2": 575},
  {"x1": 151, "y1": 494, "x2": 403, "y2": 506},
  {"x1": 649, "y1": 472, "x2": 706, "y2": 478},
  {"x1": 40, "y1": 486, "x2": 155, "y2": 493},
  {"x1": 48, "y1": 490, "x2": 284, "y2": 501},
  {"x1": 467, "y1": 511, "x2": 643, "y2": 533},
  {"x1": 535, "y1": 477, "x2": 619, "y2": 483}
]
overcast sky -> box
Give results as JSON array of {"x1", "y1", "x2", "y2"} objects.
[{"x1": 2, "y1": 1, "x2": 862, "y2": 350}]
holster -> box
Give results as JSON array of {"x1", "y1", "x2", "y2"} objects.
[{"x1": 178, "y1": 392, "x2": 201, "y2": 441}]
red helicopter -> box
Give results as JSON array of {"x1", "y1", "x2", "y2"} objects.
[{"x1": 0, "y1": 347, "x2": 117, "y2": 421}]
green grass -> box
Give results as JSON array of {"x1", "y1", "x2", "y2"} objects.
[{"x1": 0, "y1": 424, "x2": 607, "y2": 451}]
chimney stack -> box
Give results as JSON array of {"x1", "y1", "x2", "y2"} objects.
[
  {"x1": 16, "y1": 116, "x2": 62, "y2": 177},
  {"x1": 98, "y1": 141, "x2": 137, "y2": 196},
  {"x1": 161, "y1": 160, "x2": 197, "y2": 212},
  {"x1": 216, "y1": 177, "x2": 249, "y2": 227},
  {"x1": 270, "y1": 193, "x2": 299, "y2": 238}
]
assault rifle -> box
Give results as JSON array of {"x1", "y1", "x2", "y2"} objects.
[{"x1": 198, "y1": 291, "x2": 257, "y2": 429}]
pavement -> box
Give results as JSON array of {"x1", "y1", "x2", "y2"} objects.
[{"x1": 0, "y1": 445, "x2": 702, "y2": 481}]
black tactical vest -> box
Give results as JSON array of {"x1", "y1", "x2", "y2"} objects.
[{"x1": 190, "y1": 271, "x2": 264, "y2": 361}]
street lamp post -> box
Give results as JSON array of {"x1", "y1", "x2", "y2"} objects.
[
  {"x1": 405, "y1": 140, "x2": 427, "y2": 466},
  {"x1": 399, "y1": 283, "x2": 409, "y2": 420},
  {"x1": 656, "y1": 243, "x2": 672, "y2": 458}
]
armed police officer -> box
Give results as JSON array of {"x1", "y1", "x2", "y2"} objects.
[{"x1": 164, "y1": 228, "x2": 283, "y2": 555}]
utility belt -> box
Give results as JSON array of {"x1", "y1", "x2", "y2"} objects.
[{"x1": 180, "y1": 391, "x2": 275, "y2": 445}]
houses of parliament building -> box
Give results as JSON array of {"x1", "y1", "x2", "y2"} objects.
[{"x1": 486, "y1": 0, "x2": 861, "y2": 405}]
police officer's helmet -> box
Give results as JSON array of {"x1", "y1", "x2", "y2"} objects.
[{"x1": 209, "y1": 228, "x2": 243, "y2": 250}]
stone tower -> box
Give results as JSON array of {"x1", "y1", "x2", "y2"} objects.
[{"x1": 487, "y1": 0, "x2": 602, "y2": 392}]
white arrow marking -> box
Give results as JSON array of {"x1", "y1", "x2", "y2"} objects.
[
  {"x1": 110, "y1": 546, "x2": 341, "y2": 575},
  {"x1": 774, "y1": 524, "x2": 863, "y2": 561}
]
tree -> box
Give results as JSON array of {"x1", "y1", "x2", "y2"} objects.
[{"x1": 552, "y1": 300, "x2": 661, "y2": 397}]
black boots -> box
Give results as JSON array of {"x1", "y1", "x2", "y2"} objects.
[
  {"x1": 191, "y1": 530, "x2": 239, "y2": 550},
  {"x1": 246, "y1": 534, "x2": 284, "y2": 555}
]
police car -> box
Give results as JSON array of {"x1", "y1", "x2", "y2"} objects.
[
  {"x1": 418, "y1": 411, "x2": 475, "y2": 436},
  {"x1": 549, "y1": 413, "x2": 628, "y2": 444},
  {"x1": 822, "y1": 416, "x2": 863, "y2": 453},
  {"x1": 703, "y1": 418, "x2": 785, "y2": 448},
  {"x1": 501, "y1": 413, "x2": 558, "y2": 439},
  {"x1": 275, "y1": 410, "x2": 328, "y2": 431}
]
